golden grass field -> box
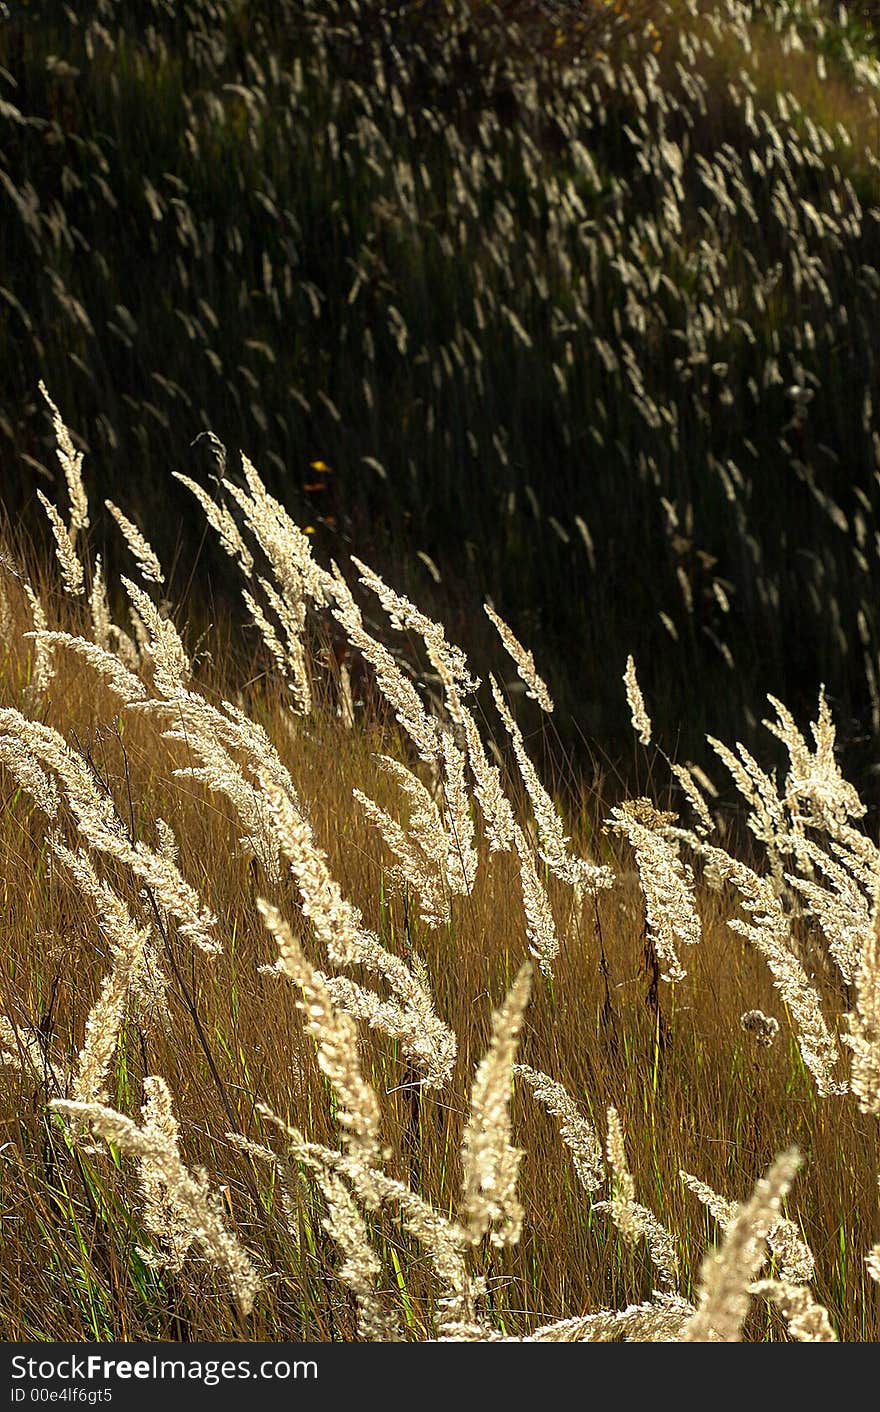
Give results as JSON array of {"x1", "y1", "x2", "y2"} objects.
[{"x1": 0, "y1": 401, "x2": 878, "y2": 1341}]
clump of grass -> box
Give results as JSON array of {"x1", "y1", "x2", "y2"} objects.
[{"x1": 0, "y1": 400, "x2": 878, "y2": 1340}]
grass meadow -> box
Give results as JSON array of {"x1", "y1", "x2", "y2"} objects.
[
  {"x1": 0, "y1": 0, "x2": 879, "y2": 1345},
  {"x1": 0, "y1": 414, "x2": 878, "y2": 1341}
]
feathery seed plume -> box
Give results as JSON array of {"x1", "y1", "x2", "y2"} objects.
[
  {"x1": 598, "y1": 1105, "x2": 679, "y2": 1290},
  {"x1": 36, "y1": 492, "x2": 84, "y2": 596},
  {"x1": 353, "y1": 785, "x2": 449, "y2": 926},
  {"x1": 88, "y1": 556, "x2": 113, "y2": 650},
  {"x1": 263, "y1": 783, "x2": 456, "y2": 1086},
  {"x1": 173, "y1": 473, "x2": 254, "y2": 577},
  {"x1": 23, "y1": 582, "x2": 54, "y2": 705},
  {"x1": 492, "y1": 679, "x2": 612, "y2": 892},
  {"x1": 255, "y1": 1112, "x2": 479, "y2": 1335},
  {"x1": 460, "y1": 963, "x2": 532, "y2": 1247},
  {"x1": 606, "y1": 800, "x2": 701, "y2": 983},
  {"x1": 50, "y1": 837, "x2": 166, "y2": 1100},
  {"x1": 513, "y1": 825, "x2": 561, "y2": 976},
  {"x1": 679, "y1": 1170, "x2": 738, "y2": 1229},
  {"x1": 455, "y1": 695, "x2": 516, "y2": 852},
  {"x1": 671, "y1": 763, "x2": 715, "y2": 836},
  {"x1": 25, "y1": 632, "x2": 146, "y2": 703},
  {"x1": 438, "y1": 730, "x2": 478, "y2": 896},
  {"x1": 524, "y1": 1294, "x2": 695, "y2": 1343},
  {"x1": 0, "y1": 708, "x2": 219, "y2": 954},
  {"x1": 0, "y1": 1014, "x2": 65, "y2": 1089},
  {"x1": 0, "y1": 733, "x2": 59, "y2": 816},
  {"x1": 105, "y1": 502, "x2": 164, "y2": 584},
  {"x1": 39, "y1": 381, "x2": 89, "y2": 537},
  {"x1": 121, "y1": 579, "x2": 190, "y2": 694},
  {"x1": 748, "y1": 1278, "x2": 836, "y2": 1341},
  {"x1": 681, "y1": 1148, "x2": 802, "y2": 1342},
  {"x1": 52, "y1": 1082, "x2": 261, "y2": 1315},
  {"x1": 353, "y1": 556, "x2": 479, "y2": 694},
  {"x1": 235, "y1": 1114, "x2": 399, "y2": 1342},
  {"x1": 0, "y1": 574, "x2": 9, "y2": 643},
  {"x1": 680, "y1": 1166, "x2": 815, "y2": 1283},
  {"x1": 329, "y1": 571, "x2": 439, "y2": 761},
  {"x1": 843, "y1": 879, "x2": 880, "y2": 1115},
  {"x1": 484, "y1": 602, "x2": 554, "y2": 712},
  {"x1": 703, "y1": 847, "x2": 846, "y2": 1097},
  {"x1": 257, "y1": 899, "x2": 382, "y2": 1176},
  {"x1": 255, "y1": 575, "x2": 311, "y2": 714},
  {"x1": 623, "y1": 654, "x2": 651, "y2": 746},
  {"x1": 514, "y1": 1064, "x2": 604, "y2": 1193},
  {"x1": 782, "y1": 832, "x2": 869, "y2": 986}
]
